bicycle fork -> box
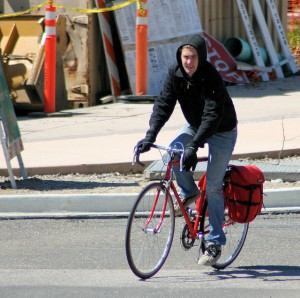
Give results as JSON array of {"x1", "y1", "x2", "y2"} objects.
[{"x1": 143, "y1": 185, "x2": 169, "y2": 234}]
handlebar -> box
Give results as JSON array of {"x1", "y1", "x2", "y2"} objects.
[
  {"x1": 133, "y1": 143, "x2": 209, "y2": 171},
  {"x1": 132, "y1": 143, "x2": 184, "y2": 167}
]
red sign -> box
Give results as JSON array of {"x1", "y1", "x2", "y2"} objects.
[{"x1": 203, "y1": 32, "x2": 249, "y2": 84}]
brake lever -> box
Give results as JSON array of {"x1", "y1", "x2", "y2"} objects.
[
  {"x1": 132, "y1": 147, "x2": 145, "y2": 167},
  {"x1": 180, "y1": 149, "x2": 184, "y2": 172}
]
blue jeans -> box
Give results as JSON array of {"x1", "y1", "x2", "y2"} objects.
[{"x1": 169, "y1": 124, "x2": 237, "y2": 245}]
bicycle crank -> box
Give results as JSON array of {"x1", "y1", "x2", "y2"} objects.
[{"x1": 180, "y1": 222, "x2": 196, "y2": 250}]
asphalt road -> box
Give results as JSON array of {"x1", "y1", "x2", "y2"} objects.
[{"x1": 0, "y1": 213, "x2": 299, "y2": 297}]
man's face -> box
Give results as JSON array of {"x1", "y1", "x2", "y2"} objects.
[{"x1": 181, "y1": 47, "x2": 199, "y2": 78}]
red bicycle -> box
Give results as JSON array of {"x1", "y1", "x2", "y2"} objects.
[{"x1": 125, "y1": 144, "x2": 249, "y2": 279}]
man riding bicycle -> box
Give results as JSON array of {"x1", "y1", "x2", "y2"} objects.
[{"x1": 136, "y1": 34, "x2": 237, "y2": 266}]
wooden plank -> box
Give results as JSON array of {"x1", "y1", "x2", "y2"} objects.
[
  {"x1": 96, "y1": 0, "x2": 121, "y2": 96},
  {"x1": 211, "y1": 0, "x2": 218, "y2": 37},
  {"x1": 233, "y1": 1, "x2": 241, "y2": 36},
  {"x1": 265, "y1": 0, "x2": 299, "y2": 73},
  {"x1": 236, "y1": 0, "x2": 270, "y2": 81},
  {"x1": 252, "y1": 0, "x2": 284, "y2": 78},
  {"x1": 3, "y1": 23, "x2": 18, "y2": 56},
  {"x1": 217, "y1": 0, "x2": 224, "y2": 38}
]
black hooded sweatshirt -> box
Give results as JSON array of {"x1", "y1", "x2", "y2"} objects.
[{"x1": 145, "y1": 34, "x2": 237, "y2": 148}]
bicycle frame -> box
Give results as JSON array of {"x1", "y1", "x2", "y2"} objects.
[
  {"x1": 136, "y1": 144, "x2": 208, "y2": 240},
  {"x1": 167, "y1": 159, "x2": 209, "y2": 240}
]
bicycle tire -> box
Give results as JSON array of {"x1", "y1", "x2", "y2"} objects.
[
  {"x1": 199, "y1": 201, "x2": 249, "y2": 269},
  {"x1": 125, "y1": 182, "x2": 175, "y2": 279}
]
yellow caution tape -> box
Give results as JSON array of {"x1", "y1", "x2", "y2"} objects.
[
  {"x1": 0, "y1": 1, "x2": 48, "y2": 18},
  {"x1": 137, "y1": 0, "x2": 146, "y2": 15},
  {"x1": 0, "y1": 0, "x2": 145, "y2": 18},
  {"x1": 54, "y1": 0, "x2": 138, "y2": 13}
]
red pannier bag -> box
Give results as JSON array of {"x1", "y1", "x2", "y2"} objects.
[{"x1": 223, "y1": 165, "x2": 265, "y2": 223}]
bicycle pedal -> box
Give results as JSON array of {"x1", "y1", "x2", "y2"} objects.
[{"x1": 186, "y1": 207, "x2": 193, "y2": 218}]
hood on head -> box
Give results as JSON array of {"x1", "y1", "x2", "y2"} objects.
[{"x1": 176, "y1": 34, "x2": 207, "y2": 79}]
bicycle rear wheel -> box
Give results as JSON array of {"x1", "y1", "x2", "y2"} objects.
[
  {"x1": 125, "y1": 182, "x2": 175, "y2": 279},
  {"x1": 200, "y1": 201, "x2": 249, "y2": 269}
]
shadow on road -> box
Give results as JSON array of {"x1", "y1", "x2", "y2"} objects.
[
  {"x1": 208, "y1": 265, "x2": 300, "y2": 281},
  {"x1": 143, "y1": 265, "x2": 300, "y2": 283}
]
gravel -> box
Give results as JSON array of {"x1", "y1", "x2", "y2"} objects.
[{"x1": 1, "y1": 156, "x2": 300, "y2": 195}]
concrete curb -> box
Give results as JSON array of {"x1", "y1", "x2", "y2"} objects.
[
  {"x1": 0, "y1": 188, "x2": 299, "y2": 219},
  {"x1": 145, "y1": 156, "x2": 300, "y2": 182},
  {"x1": 3, "y1": 148, "x2": 300, "y2": 177}
]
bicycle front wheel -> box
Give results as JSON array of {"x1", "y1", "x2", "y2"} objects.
[
  {"x1": 125, "y1": 182, "x2": 175, "y2": 279},
  {"x1": 200, "y1": 201, "x2": 249, "y2": 269}
]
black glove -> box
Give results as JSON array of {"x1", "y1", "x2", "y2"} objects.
[
  {"x1": 136, "y1": 132, "x2": 156, "y2": 153},
  {"x1": 182, "y1": 141, "x2": 198, "y2": 172}
]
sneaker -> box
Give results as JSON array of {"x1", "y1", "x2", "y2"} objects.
[
  {"x1": 198, "y1": 242, "x2": 222, "y2": 266},
  {"x1": 174, "y1": 189, "x2": 200, "y2": 216}
]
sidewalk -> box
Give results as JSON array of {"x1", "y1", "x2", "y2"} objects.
[
  {"x1": 0, "y1": 75, "x2": 300, "y2": 217},
  {"x1": 2, "y1": 76, "x2": 300, "y2": 175},
  {"x1": 2, "y1": 75, "x2": 300, "y2": 175}
]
